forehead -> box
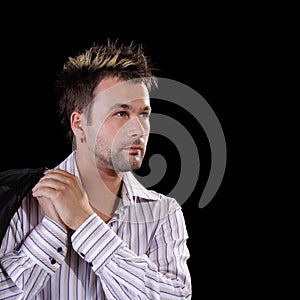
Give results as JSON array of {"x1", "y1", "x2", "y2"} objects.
[{"x1": 93, "y1": 77, "x2": 150, "y2": 108}]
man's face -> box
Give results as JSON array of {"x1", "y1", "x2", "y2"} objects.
[{"x1": 85, "y1": 77, "x2": 151, "y2": 173}]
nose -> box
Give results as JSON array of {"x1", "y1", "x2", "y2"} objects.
[{"x1": 127, "y1": 116, "x2": 148, "y2": 138}]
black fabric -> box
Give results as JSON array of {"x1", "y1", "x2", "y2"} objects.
[{"x1": 0, "y1": 167, "x2": 46, "y2": 247}]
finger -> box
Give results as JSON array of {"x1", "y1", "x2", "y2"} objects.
[
  {"x1": 36, "y1": 196, "x2": 67, "y2": 230},
  {"x1": 32, "y1": 176, "x2": 71, "y2": 191},
  {"x1": 36, "y1": 196, "x2": 55, "y2": 212},
  {"x1": 33, "y1": 171, "x2": 76, "y2": 191},
  {"x1": 41, "y1": 171, "x2": 74, "y2": 183},
  {"x1": 32, "y1": 178, "x2": 65, "y2": 193},
  {"x1": 44, "y1": 168, "x2": 74, "y2": 179},
  {"x1": 32, "y1": 186, "x2": 58, "y2": 199}
]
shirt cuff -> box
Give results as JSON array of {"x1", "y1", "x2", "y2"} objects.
[
  {"x1": 21, "y1": 216, "x2": 68, "y2": 274},
  {"x1": 71, "y1": 213, "x2": 123, "y2": 272}
]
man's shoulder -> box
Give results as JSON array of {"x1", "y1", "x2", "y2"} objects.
[
  {"x1": 135, "y1": 187, "x2": 183, "y2": 216},
  {"x1": 124, "y1": 172, "x2": 182, "y2": 212}
]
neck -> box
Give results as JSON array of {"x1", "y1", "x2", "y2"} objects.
[{"x1": 75, "y1": 150, "x2": 123, "y2": 217}]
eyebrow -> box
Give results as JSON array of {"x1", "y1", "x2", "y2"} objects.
[{"x1": 109, "y1": 103, "x2": 151, "y2": 112}]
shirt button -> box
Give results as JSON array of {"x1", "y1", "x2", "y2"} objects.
[
  {"x1": 50, "y1": 258, "x2": 57, "y2": 264},
  {"x1": 89, "y1": 262, "x2": 93, "y2": 267},
  {"x1": 80, "y1": 252, "x2": 85, "y2": 257},
  {"x1": 57, "y1": 247, "x2": 63, "y2": 253}
]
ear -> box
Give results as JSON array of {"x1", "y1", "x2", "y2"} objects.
[{"x1": 70, "y1": 111, "x2": 83, "y2": 135}]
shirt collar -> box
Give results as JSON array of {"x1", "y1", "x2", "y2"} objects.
[
  {"x1": 122, "y1": 171, "x2": 159, "y2": 203},
  {"x1": 60, "y1": 151, "x2": 158, "y2": 204}
]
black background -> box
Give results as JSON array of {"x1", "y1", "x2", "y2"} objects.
[{"x1": 0, "y1": 4, "x2": 264, "y2": 299}]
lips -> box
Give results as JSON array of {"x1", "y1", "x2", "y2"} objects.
[
  {"x1": 123, "y1": 143, "x2": 144, "y2": 151},
  {"x1": 129, "y1": 146, "x2": 142, "y2": 151},
  {"x1": 121, "y1": 140, "x2": 145, "y2": 154},
  {"x1": 122, "y1": 145, "x2": 144, "y2": 155}
]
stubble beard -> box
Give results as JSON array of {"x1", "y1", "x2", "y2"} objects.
[{"x1": 94, "y1": 147, "x2": 144, "y2": 173}]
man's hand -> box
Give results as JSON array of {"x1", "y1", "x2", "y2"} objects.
[
  {"x1": 35, "y1": 195, "x2": 68, "y2": 231},
  {"x1": 32, "y1": 169, "x2": 94, "y2": 231}
]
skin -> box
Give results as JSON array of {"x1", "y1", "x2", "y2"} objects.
[{"x1": 32, "y1": 77, "x2": 151, "y2": 231}]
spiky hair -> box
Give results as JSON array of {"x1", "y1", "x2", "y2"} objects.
[{"x1": 55, "y1": 39, "x2": 158, "y2": 141}]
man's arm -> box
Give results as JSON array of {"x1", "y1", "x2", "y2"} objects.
[
  {"x1": 32, "y1": 168, "x2": 192, "y2": 299},
  {"x1": 0, "y1": 198, "x2": 68, "y2": 299},
  {"x1": 71, "y1": 209, "x2": 191, "y2": 299}
]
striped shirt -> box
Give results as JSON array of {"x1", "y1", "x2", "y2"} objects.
[{"x1": 0, "y1": 151, "x2": 191, "y2": 299}]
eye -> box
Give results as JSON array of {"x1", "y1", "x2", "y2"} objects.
[
  {"x1": 115, "y1": 111, "x2": 129, "y2": 118},
  {"x1": 140, "y1": 112, "x2": 150, "y2": 119}
]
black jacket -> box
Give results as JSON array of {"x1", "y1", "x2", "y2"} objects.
[{"x1": 0, "y1": 167, "x2": 46, "y2": 247}]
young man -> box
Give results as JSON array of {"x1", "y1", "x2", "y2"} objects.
[{"x1": 0, "y1": 40, "x2": 192, "y2": 299}]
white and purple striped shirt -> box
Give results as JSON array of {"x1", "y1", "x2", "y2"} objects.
[{"x1": 0, "y1": 151, "x2": 191, "y2": 299}]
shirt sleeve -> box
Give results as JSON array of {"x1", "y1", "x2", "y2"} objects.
[
  {"x1": 71, "y1": 210, "x2": 192, "y2": 299},
  {"x1": 0, "y1": 216, "x2": 68, "y2": 299}
]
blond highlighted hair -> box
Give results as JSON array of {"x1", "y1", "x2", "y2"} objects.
[{"x1": 55, "y1": 39, "x2": 158, "y2": 141}]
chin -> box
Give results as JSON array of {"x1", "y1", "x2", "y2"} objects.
[
  {"x1": 130, "y1": 157, "x2": 143, "y2": 170},
  {"x1": 131, "y1": 164, "x2": 142, "y2": 171},
  {"x1": 112, "y1": 154, "x2": 144, "y2": 172}
]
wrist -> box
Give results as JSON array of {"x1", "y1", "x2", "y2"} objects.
[{"x1": 69, "y1": 211, "x2": 94, "y2": 231}]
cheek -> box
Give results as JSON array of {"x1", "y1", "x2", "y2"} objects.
[
  {"x1": 94, "y1": 122, "x2": 120, "y2": 146},
  {"x1": 102, "y1": 121, "x2": 120, "y2": 136}
]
